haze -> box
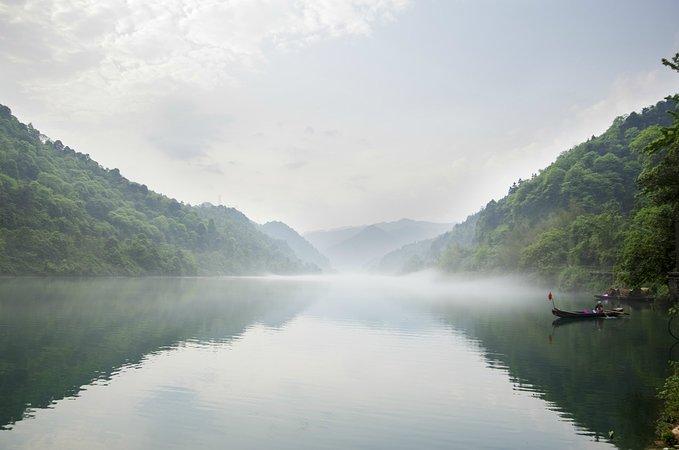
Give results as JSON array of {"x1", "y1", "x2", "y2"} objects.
[{"x1": 1, "y1": 0, "x2": 678, "y2": 232}]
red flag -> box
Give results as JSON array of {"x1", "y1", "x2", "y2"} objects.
[{"x1": 548, "y1": 291, "x2": 553, "y2": 301}]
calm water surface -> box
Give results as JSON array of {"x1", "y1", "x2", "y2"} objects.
[{"x1": 0, "y1": 275, "x2": 674, "y2": 449}]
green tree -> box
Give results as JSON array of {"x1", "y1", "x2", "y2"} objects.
[
  {"x1": 636, "y1": 53, "x2": 679, "y2": 273},
  {"x1": 0, "y1": 103, "x2": 313, "y2": 276}
]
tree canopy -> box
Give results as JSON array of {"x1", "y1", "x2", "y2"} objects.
[
  {"x1": 0, "y1": 105, "x2": 314, "y2": 275},
  {"x1": 432, "y1": 97, "x2": 678, "y2": 291}
]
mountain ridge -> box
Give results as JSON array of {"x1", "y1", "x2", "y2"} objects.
[
  {"x1": 379, "y1": 96, "x2": 678, "y2": 290},
  {"x1": 306, "y1": 219, "x2": 454, "y2": 270},
  {"x1": 260, "y1": 221, "x2": 330, "y2": 270},
  {"x1": 0, "y1": 104, "x2": 311, "y2": 276}
]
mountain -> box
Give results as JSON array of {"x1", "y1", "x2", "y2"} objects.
[
  {"x1": 304, "y1": 226, "x2": 363, "y2": 252},
  {"x1": 0, "y1": 104, "x2": 310, "y2": 276},
  {"x1": 375, "y1": 214, "x2": 479, "y2": 273},
  {"x1": 325, "y1": 225, "x2": 394, "y2": 270},
  {"x1": 374, "y1": 218, "x2": 453, "y2": 243},
  {"x1": 392, "y1": 97, "x2": 677, "y2": 290},
  {"x1": 372, "y1": 238, "x2": 433, "y2": 274},
  {"x1": 260, "y1": 221, "x2": 330, "y2": 270},
  {"x1": 307, "y1": 219, "x2": 454, "y2": 270}
]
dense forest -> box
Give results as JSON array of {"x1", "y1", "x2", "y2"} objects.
[
  {"x1": 382, "y1": 96, "x2": 678, "y2": 292},
  {"x1": 0, "y1": 104, "x2": 314, "y2": 275}
]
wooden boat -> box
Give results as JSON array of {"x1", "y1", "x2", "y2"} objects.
[{"x1": 551, "y1": 307, "x2": 627, "y2": 319}]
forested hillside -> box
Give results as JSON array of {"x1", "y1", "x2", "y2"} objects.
[
  {"x1": 389, "y1": 97, "x2": 677, "y2": 290},
  {"x1": 375, "y1": 213, "x2": 478, "y2": 273},
  {"x1": 0, "y1": 104, "x2": 310, "y2": 275},
  {"x1": 260, "y1": 221, "x2": 330, "y2": 270}
]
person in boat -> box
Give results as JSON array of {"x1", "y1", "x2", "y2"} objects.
[{"x1": 594, "y1": 301, "x2": 604, "y2": 314}]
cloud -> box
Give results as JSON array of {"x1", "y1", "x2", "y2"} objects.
[
  {"x1": 469, "y1": 68, "x2": 679, "y2": 203},
  {"x1": 285, "y1": 160, "x2": 308, "y2": 170},
  {"x1": 188, "y1": 161, "x2": 224, "y2": 175},
  {"x1": 0, "y1": 0, "x2": 409, "y2": 114},
  {"x1": 144, "y1": 97, "x2": 231, "y2": 160}
]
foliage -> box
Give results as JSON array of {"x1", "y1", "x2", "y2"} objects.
[
  {"x1": 636, "y1": 53, "x2": 679, "y2": 447},
  {"x1": 638, "y1": 112, "x2": 679, "y2": 207},
  {"x1": 618, "y1": 204, "x2": 674, "y2": 288},
  {"x1": 436, "y1": 97, "x2": 677, "y2": 290},
  {"x1": 519, "y1": 228, "x2": 568, "y2": 277},
  {"x1": 0, "y1": 104, "x2": 310, "y2": 275},
  {"x1": 657, "y1": 362, "x2": 679, "y2": 445},
  {"x1": 619, "y1": 55, "x2": 679, "y2": 289}
]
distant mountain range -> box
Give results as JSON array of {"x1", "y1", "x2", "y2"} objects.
[
  {"x1": 374, "y1": 214, "x2": 479, "y2": 273},
  {"x1": 260, "y1": 221, "x2": 330, "y2": 270},
  {"x1": 373, "y1": 97, "x2": 678, "y2": 291},
  {"x1": 305, "y1": 219, "x2": 454, "y2": 270},
  {"x1": 0, "y1": 101, "x2": 455, "y2": 276}
]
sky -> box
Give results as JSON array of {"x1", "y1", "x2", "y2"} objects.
[{"x1": 1, "y1": 0, "x2": 679, "y2": 232}]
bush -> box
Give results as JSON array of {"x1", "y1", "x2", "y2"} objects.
[
  {"x1": 618, "y1": 204, "x2": 674, "y2": 288},
  {"x1": 657, "y1": 362, "x2": 679, "y2": 445}
]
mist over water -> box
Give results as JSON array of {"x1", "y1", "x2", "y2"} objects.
[{"x1": 0, "y1": 274, "x2": 671, "y2": 449}]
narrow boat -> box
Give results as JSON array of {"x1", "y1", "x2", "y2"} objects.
[{"x1": 551, "y1": 307, "x2": 627, "y2": 319}]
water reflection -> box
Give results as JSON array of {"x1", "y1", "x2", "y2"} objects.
[
  {"x1": 0, "y1": 275, "x2": 672, "y2": 449},
  {"x1": 428, "y1": 292, "x2": 673, "y2": 449},
  {"x1": 0, "y1": 277, "x2": 314, "y2": 430}
]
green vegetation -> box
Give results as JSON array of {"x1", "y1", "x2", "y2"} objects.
[
  {"x1": 433, "y1": 96, "x2": 677, "y2": 291},
  {"x1": 657, "y1": 362, "x2": 679, "y2": 445},
  {"x1": 621, "y1": 54, "x2": 679, "y2": 292},
  {"x1": 636, "y1": 53, "x2": 679, "y2": 447},
  {"x1": 0, "y1": 105, "x2": 311, "y2": 275},
  {"x1": 434, "y1": 54, "x2": 679, "y2": 295}
]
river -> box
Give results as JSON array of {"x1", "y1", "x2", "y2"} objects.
[{"x1": 0, "y1": 274, "x2": 673, "y2": 449}]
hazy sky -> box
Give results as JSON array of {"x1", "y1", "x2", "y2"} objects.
[{"x1": 1, "y1": 0, "x2": 678, "y2": 232}]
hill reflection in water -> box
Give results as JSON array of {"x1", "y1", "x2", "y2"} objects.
[{"x1": 0, "y1": 274, "x2": 671, "y2": 449}]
